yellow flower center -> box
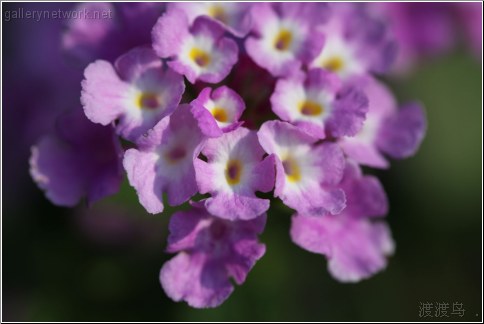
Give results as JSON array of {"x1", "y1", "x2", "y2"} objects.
[
  {"x1": 282, "y1": 157, "x2": 301, "y2": 183},
  {"x1": 322, "y1": 56, "x2": 344, "y2": 72},
  {"x1": 225, "y1": 159, "x2": 243, "y2": 185},
  {"x1": 137, "y1": 92, "x2": 160, "y2": 110},
  {"x1": 299, "y1": 100, "x2": 324, "y2": 116},
  {"x1": 209, "y1": 5, "x2": 228, "y2": 24},
  {"x1": 274, "y1": 29, "x2": 293, "y2": 51},
  {"x1": 189, "y1": 48, "x2": 211, "y2": 67},
  {"x1": 211, "y1": 107, "x2": 228, "y2": 123}
]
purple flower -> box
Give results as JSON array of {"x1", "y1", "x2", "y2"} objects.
[
  {"x1": 271, "y1": 68, "x2": 368, "y2": 139},
  {"x1": 168, "y1": 2, "x2": 252, "y2": 38},
  {"x1": 372, "y1": 2, "x2": 456, "y2": 71},
  {"x1": 152, "y1": 8, "x2": 238, "y2": 84},
  {"x1": 160, "y1": 201, "x2": 266, "y2": 308},
  {"x1": 257, "y1": 121, "x2": 346, "y2": 216},
  {"x1": 123, "y1": 104, "x2": 205, "y2": 214},
  {"x1": 29, "y1": 108, "x2": 123, "y2": 207},
  {"x1": 63, "y1": 2, "x2": 165, "y2": 65},
  {"x1": 291, "y1": 161, "x2": 394, "y2": 282},
  {"x1": 194, "y1": 127, "x2": 275, "y2": 220},
  {"x1": 245, "y1": 2, "x2": 329, "y2": 77},
  {"x1": 81, "y1": 47, "x2": 185, "y2": 142},
  {"x1": 191, "y1": 86, "x2": 246, "y2": 138},
  {"x1": 339, "y1": 76, "x2": 427, "y2": 169},
  {"x1": 310, "y1": 3, "x2": 396, "y2": 78}
]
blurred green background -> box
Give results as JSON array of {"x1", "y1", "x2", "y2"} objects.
[{"x1": 2, "y1": 4, "x2": 482, "y2": 322}]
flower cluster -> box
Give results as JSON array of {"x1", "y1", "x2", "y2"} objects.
[{"x1": 30, "y1": 2, "x2": 427, "y2": 308}]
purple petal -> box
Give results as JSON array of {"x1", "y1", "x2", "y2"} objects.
[
  {"x1": 167, "y1": 206, "x2": 209, "y2": 253},
  {"x1": 30, "y1": 108, "x2": 123, "y2": 207},
  {"x1": 152, "y1": 8, "x2": 190, "y2": 58},
  {"x1": 160, "y1": 252, "x2": 234, "y2": 308},
  {"x1": 326, "y1": 84, "x2": 369, "y2": 138},
  {"x1": 193, "y1": 159, "x2": 217, "y2": 194},
  {"x1": 205, "y1": 193, "x2": 270, "y2": 221},
  {"x1": 327, "y1": 220, "x2": 394, "y2": 283},
  {"x1": 290, "y1": 213, "x2": 332, "y2": 255},
  {"x1": 123, "y1": 148, "x2": 164, "y2": 214},
  {"x1": 291, "y1": 213, "x2": 394, "y2": 283},
  {"x1": 81, "y1": 60, "x2": 129, "y2": 125},
  {"x1": 377, "y1": 102, "x2": 427, "y2": 159},
  {"x1": 339, "y1": 139, "x2": 389, "y2": 169},
  {"x1": 227, "y1": 235, "x2": 266, "y2": 284},
  {"x1": 252, "y1": 154, "x2": 276, "y2": 193},
  {"x1": 339, "y1": 161, "x2": 388, "y2": 218},
  {"x1": 313, "y1": 142, "x2": 346, "y2": 185},
  {"x1": 30, "y1": 135, "x2": 85, "y2": 207},
  {"x1": 114, "y1": 47, "x2": 163, "y2": 83},
  {"x1": 257, "y1": 120, "x2": 318, "y2": 155}
]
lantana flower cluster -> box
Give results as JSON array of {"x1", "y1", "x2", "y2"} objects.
[{"x1": 30, "y1": 2, "x2": 426, "y2": 308}]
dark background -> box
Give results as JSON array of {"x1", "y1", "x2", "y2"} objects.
[{"x1": 2, "y1": 2, "x2": 482, "y2": 321}]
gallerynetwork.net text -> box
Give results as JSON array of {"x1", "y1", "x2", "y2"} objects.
[{"x1": 4, "y1": 7, "x2": 113, "y2": 22}]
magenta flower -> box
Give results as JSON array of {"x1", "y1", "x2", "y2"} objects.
[
  {"x1": 245, "y1": 2, "x2": 329, "y2": 77},
  {"x1": 291, "y1": 161, "x2": 394, "y2": 282},
  {"x1": 271, "y1": 68, "x2": 368, "y2": 139},
  {"x1": 339, "y1": 76, "x2": 426, "y2": 168},
  {"x1": 160, "y1": 201, "x2": 266, "y2": 308},
  {"x1": 168, "y1": 2, "x2": 252, "y2": 38},
  {"x1": 152, "y1": 8, "x2": 239, "y2": 84},
  {"x1": 30, "y1": 108, "x2": 123, "y2": 207},
  {"x1": 191, "y1": 86, "x2": 246, "y2": 138},
  {"x1": 81, "y1": 47, "x2": 185, "y2": 142},
  {"x1": 123, "y1": 104, "x2": 205, "y2": 214},
  {"x1": 194, "y1": 127, "x2": 275, "y2": 220},
  {"x1": 258, "y1": 121, "x2": 346, "y2": 216}
]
